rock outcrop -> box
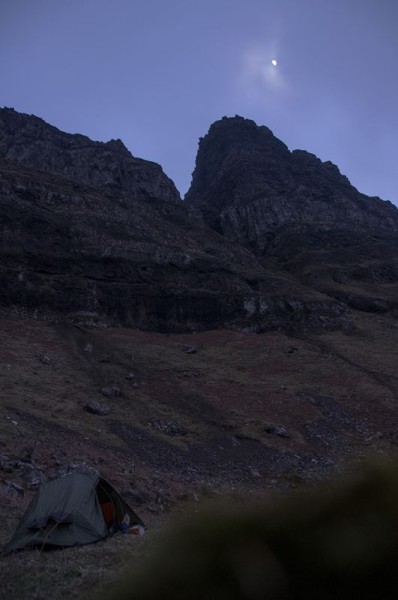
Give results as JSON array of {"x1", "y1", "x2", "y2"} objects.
[
  {"x1": 185, "y1": 116, "x2": 398, "y2": 247},
  {"x1": 186, "y1": 116, "x2": 398, "y2": 314},
  {"x1": 1, "y1": 108, "x2": 397, "y2": 332},
  {"x1": 0, "y1": 108, "x2": 350, "y2": 333},
  {"x1": 0, "y1": 108, "x2": 180, "y2": 203}
]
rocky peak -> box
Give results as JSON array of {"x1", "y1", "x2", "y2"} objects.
[
  {"x1": 0, "y1": 107, "x2": 180, "y2": 203},
  {"x1": 198, "y1": 115, "x2": 288, "y2": 158},
  {"x1": 185, "y1": 116, "x2": 290, "y2": 215},
  {"x1": 186, "y1": 116, "x2": 398, "y2": 249}
]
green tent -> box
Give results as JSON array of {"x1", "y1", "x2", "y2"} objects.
[{"x1": 4, "y1": 473, "x2": 144, "y2": 553}]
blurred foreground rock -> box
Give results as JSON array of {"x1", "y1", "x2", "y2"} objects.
[{"x1": 108, "y1": 463, "x2": 398, "y2": 600}]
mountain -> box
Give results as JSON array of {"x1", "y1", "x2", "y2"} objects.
[
  {"x1": 0, "y1": 108, "x2": 180, "y2": 202},
  {"x1": 0, "y1": 108, "x2": 360, "y2": 334},
  {"x1": 1, "y1": 109, "x2": 398, "y2": 572},
  {"x1": 186, "y1": 116, "x2": 398, "y2": 241},
  {"x1": 186, "y1": 115, "x2": 398, "y2": 315}
]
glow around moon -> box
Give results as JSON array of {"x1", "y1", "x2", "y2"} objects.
[{"x1": 241, "y1": 47, "x2": 289, "y2": 96}]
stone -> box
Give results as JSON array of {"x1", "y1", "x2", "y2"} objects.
[
  {"x1": 84, "y1": 401, "x2": 111, "y2": 416},
  {"x1": 0, "y1": 480, "x2": 24, "y2": 496},
  {"x1": 249, "y1": 466, "x2": 261, "y2": 478},
  {"x1": 21, "y1": 464, "x2": 47, "y2": 489},
  {"x1": 9, "y1": 481, "x2": 24, "y2": 495},
  {"x1": 0, "y1": 454, "x2": 15, "y2": 473},
  {"x1": 150, "y1": 420, "x2": 188, "y2": 437},
  {"x1": 263, "y1": 424, "x2": 290, "y2": 438},
  {"x1": 182, "y1": 346, "x2": 197, "y2": 354},
  {"x1": 156, "y1": 488, "x2": 171, "y2": 509},
  {"x1": 287, "y1": 346, "x2": 298, "y2": 354},
  {"x1": 101, "y1": 386, "x2": 121, "y2": 397},
  {"x1": 38, "y1": 354, "x2": 51, "y2": 365}
]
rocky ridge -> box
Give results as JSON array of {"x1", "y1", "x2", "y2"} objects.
[
  {"x1": 186, "y1": 116, "x2": 398, "y2": 315},
  {"x1": 0, "y1": 108, "x2": 360, "y2": 333},
  {"x1": 0, "y1": 108, "x2": 180, "y2": 203},
  {"x1": 185, "y1": 116, "x2": 398, "y2": 245}
]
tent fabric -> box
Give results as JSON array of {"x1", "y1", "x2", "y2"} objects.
[{"x1": 4, "y1": 473, "x2": 143, "y2": 554}]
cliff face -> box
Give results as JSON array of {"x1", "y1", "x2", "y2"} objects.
[
  {"x1": 0, "y1": 108, "x2": 180, "y2": 203},
  {"x1": 185, "y1": 116, "x2": 398, "y2": 248},
  {"x1": 0, "y1": 108, "x2": 349, "y2": 333},
  {"x1": 1, "y1": 109, "x2": 397, "y2": 331},
  {"x1": 186, "y1": 116, "x2": 398, "y2": 314}
]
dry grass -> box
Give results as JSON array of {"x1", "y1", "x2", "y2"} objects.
[
  {"x1": 1, "y1": 529, "x2": 149, "y2": 600},
  {"x1": 1, "y1": 312, "x2": 398, "y2": 598}
]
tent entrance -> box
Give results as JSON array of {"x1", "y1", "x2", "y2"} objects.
[
  {"x1": 96, "y1": 478, "x2": 144, "y2": 533},
  {"x1": 97, "y1": 482, "x2": 116, "y2": 531}
]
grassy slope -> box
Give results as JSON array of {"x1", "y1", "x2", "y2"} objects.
[{"x1": 1, "y1": 312, "x2": 398, "y2": 598}]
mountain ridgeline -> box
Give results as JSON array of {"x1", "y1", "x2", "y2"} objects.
[{"x1": 1, "y1": 108, "x2": 397, "y2": 332}]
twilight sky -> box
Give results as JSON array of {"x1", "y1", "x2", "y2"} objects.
[{"x1": 1, "y1": 0, "x2": 397, "y2": 204}]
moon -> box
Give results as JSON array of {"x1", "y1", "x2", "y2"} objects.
[{"x1": 271, "y1": 59, "x2": 278, "y2": 66}]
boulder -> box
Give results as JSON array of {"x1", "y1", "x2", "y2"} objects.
[{"x1": 84, "y1": 401, "x2": 111, "y2": 416}]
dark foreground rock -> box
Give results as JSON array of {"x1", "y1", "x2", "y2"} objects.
[{"x1": 109, "y1": 464, "x2": 398, "y2": 600}]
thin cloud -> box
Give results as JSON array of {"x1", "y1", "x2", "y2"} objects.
[{"x1": 239, "y1": 45, "x2": 290, "y2": 103}]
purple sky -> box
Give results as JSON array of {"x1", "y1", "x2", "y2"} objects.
[{"x1": 1, "y1": 0, "x2": 397, "y2": 204}]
